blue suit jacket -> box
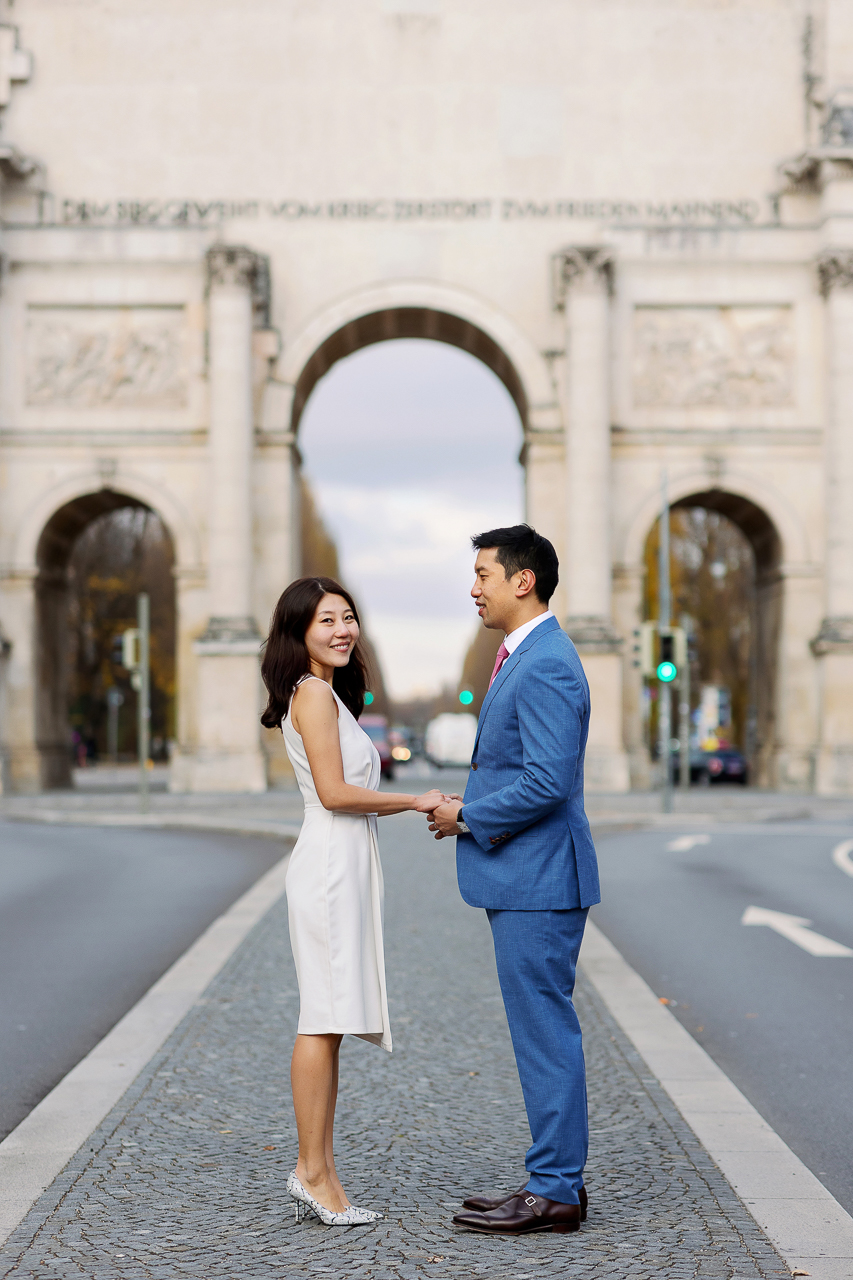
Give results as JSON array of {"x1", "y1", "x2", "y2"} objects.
[{"x1": 456, "y1": 616, "x2": 601, "y2": 911}]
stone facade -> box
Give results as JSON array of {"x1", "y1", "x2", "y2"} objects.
[{"x1": 0, "y1": 0, "x2": 852, "y2": 793}]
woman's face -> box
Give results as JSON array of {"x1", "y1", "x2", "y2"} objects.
[{"x1": 304, "y1": 593, "x2": 360, "y2": 674}]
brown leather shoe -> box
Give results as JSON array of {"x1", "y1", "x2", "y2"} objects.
[
  {"x1": 462, "y1": 1183, "x2": 587, "y2": 1220},
  {"x1": 453, "y1": 1190, "x2": 582, "y2": 1235}
]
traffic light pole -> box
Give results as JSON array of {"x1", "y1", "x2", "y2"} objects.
[
  {"x1": 658, "y1": 471, "x2": 672, "y2": 813},
  {"x1": 679, "y1": 616, "x2": 691, "y2": 791},
  {"x1": 137, "y1": 592, "x2": 150, "y2": 815}
]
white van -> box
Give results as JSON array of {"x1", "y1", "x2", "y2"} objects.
[{"x1": 424, "y1": 713, "x2": 478, "y2": 768}]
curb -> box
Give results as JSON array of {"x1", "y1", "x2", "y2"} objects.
[
  {"x1": 0, "y1": 811, "x2": 302, "y2": 840},
  {"x1": 581, "y1": 919, "x2": 853, "y2": 1280},
  {"x1": 0, "y1": 846, "x2": 293, "y2": 1247}
]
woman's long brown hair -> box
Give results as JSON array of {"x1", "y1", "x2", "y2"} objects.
[{"x1": 260, "y1": 576, "x2": 369, "y2": 728}]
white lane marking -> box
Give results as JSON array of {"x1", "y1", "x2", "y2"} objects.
[
  {"x1": 741, "y1": 905, "x2": 853, "y2": 957},
  {"x1": 667, "y1": 834, "x2": 711, "y2": 852},
  {"x1": 832, "y1": 838, "x2": 853, "y2": 878}
]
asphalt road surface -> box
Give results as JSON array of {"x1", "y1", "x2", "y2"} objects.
[
  {"x1": 592, "y1": 822, "x2": 853, "y2": 1214},
  {"x1": 0, "y1": 822, "x2": 285, "y2": 1141}
]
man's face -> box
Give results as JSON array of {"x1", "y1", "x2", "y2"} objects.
[{"x1": 471, "y1": 547, "x2": 518, "y2": 631}]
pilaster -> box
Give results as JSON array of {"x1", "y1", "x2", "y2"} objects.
[
  {"x1": 813, "y1": 225, "x2": 853, "y2": 792},
  {"x1": 552, "y1": 246, "x2": 629, "y2": 791},
  {"x1": 171, "y1": 244, "x2": 269, "y2": 793}
]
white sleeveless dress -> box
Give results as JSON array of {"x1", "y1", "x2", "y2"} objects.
[{"x1": 282, "y1": 676, "x2": 392, "y2": 1053}]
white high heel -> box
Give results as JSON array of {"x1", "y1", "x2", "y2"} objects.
[{"x1": 287, "y1": 1171, "x2": 381, "y2": 1225}]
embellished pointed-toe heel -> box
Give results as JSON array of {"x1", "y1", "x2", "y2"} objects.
[{"x1": 287, "y1": 1171, "x2": 377, "y2": 1226}]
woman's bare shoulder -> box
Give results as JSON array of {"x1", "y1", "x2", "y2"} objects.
[{"x1": 291, "y1": 677, "x2": 339, "y2": 717}]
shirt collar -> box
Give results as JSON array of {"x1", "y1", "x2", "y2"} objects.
[{"x1": 504, "y1": 609, "x2": 554, "y2": 655}]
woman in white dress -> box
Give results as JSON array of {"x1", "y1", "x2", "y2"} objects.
[{"x1": 260, "y1": 576, "x2": 445, "y2": 1226}]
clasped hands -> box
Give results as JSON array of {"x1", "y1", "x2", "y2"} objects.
[{"x1": 419, "y1": 791, "x2": 465, "y2": 840}]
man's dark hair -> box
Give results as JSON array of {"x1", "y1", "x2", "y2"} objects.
[{"x1": 471, "y1": 524, "x2": 559, "y2": 604}]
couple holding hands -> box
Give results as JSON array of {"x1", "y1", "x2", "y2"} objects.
[{"x1": 259, "y1": 524, "x2": 600, "y2": 1236}]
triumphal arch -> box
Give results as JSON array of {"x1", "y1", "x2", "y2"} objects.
[{"x1": 1, "y1": 0, "x2": 853, "y2": 794}]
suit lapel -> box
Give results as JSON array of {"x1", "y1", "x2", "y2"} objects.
[{"x1": 473, "y1": 616, "x2": 560, "y2": 750}]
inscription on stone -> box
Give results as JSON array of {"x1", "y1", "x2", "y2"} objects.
[
  {"x1": 50, "y1": 196, "x2": 762, "y2": 228},
  {"x1": 632, "y1": 305, "x2": 794, "y2": 409},
  {"x1": 26, "y1": 305, "x2": 187, "y2": 409}
]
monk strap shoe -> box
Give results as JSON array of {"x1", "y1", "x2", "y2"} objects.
[
  {"x1": 452, "y1": 1190, "x2": 582, "y2": 1235},
  {"x1": 462, "y1": 1183, "x2": 587, "y2": 1219}
]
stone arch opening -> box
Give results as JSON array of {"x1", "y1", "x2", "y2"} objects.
[
  {"x1": 291, "y1": 307, "x2": 526, "y2": 704},
  {"x1": 35, "y1": 490, "x2": 176, "y2": 789},
  {"x1": 643, "y1": 488, "x2": 782, "y2": 785},
  {"x1": 290, "y1": 306, "x2": 529, "y2": 438}
]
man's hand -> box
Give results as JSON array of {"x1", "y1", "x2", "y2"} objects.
[{"x1": 426, "y1": 799, "x2": 463, "y2": 840}]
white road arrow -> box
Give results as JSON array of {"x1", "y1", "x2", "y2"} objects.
[
  {"x1": 832, "y1": 838, "x2": 853, "y2": 879},
  {"x1": 741, "y1": 906, "x2": 853, "y2": 957},
  {"x1": 667, "y1": 834, "x2": 711, "y2": 852}
]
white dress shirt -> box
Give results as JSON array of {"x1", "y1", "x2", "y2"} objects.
[{"x1": 503, "y1": 609, "x2": 554, "y2": 655}]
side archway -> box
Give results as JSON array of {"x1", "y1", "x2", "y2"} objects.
[
  {"x1": 632, "y1": 484, "x2": 785, "y2": 786},
  {"x1": 34, "y1": 490, "x2": 176, "y2": 788}
]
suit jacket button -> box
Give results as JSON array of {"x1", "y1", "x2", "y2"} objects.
[{"x1": 471, "y1": 763, "x2": 478, "y2": 770}]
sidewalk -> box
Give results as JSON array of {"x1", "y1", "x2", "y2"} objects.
[{"x1": 0, "y1": 812, "x2": 791, "y2": 1280}]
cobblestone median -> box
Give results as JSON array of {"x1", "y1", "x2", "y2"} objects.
[{"x1": 1, "y1": 814, "x2": 788, "y2": 1280}]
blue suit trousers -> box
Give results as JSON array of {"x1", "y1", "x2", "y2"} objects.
[{"x1": 486, "y1": 906, "x2": 589, "y2": 1205}]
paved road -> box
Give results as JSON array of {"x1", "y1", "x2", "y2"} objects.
[
  {"x1": 0, "y1": 822, "x2": 286, "y2": 1142},
  {"x1": 593, "y1": 822, "x2": 853, "y2": 1214},
  {"x1": 1, "y1": 811, "x2": 785, "y2": 1280}
]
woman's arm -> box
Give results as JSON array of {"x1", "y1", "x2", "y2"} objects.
[{"x1": 292, "y1": 679, "x2": 442, "y2": 816}]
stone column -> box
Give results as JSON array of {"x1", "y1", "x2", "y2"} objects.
[
  {"x1": 814, "y1": 243, "x2": 853, "y2": 792},
  {"x1": 552, "y1": 247, "x2": 629, "y2": 791},
  {"x1": 172, "y1": 245, "x2": 267, "y2": 792}
]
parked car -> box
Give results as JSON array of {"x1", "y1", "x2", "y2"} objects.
[
  {"x1": 702, "y1": 747, "x2": 748, "y2": 785},
  {"x1": 359, "y1": 714, "x2": 394, "y2": 780},
  {"x1": 425, "y1": 713, "x2": 478, "y2": 768},
  {"x1": 669, "y1": 746, "x2": 748, "y2": 785}
]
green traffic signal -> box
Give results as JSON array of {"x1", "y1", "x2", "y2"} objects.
[
  {"x1": 459, "y1": 689, "x2": 474, "y2": 705},
  {"x1": 657, "y1": 660, "x2": 677, "y2": 682},
  {"x1": 364, "y1": 691, "x2": 374, "y2": 706}
]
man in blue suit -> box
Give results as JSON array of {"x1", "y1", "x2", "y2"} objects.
[{"x1": 427, "y1": 524, "x2": 600, "y2": 1236}]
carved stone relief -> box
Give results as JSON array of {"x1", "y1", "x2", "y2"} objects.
[
  {"x1": 26, "y1": 306, "x2": 187, "y2": 408},
  {"x1": 632, "y1": 305, "x2": 794, "y2": 409}
]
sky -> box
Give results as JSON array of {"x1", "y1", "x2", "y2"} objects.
[{"x1": 299, "y1": 339, "x2": 524, "y2": 700}]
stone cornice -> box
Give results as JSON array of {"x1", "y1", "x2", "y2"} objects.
[
  {"x1": 817, "y1": 250, "x2": 853, "y2": 296},
  {"x1": 811, "y1": 616, "x2": 853, "y2": 655},
  {"x1": 551, "y1": 246, "x2": 615, "y2": 311}
]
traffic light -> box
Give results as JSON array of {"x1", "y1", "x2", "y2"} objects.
[
  {"x1": 657, "y1": 632, "x2": 677, "y2": 682},
  {"x1": 458, "y1": 689, "x2": 474, "y2": 706},
  {"x1": 635, "y1": 622, "x2": 688, "y2": 681}
]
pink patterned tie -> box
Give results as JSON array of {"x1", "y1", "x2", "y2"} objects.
[{"x1": 488, "y1": 642, "x2": 510, "y2": 689}]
